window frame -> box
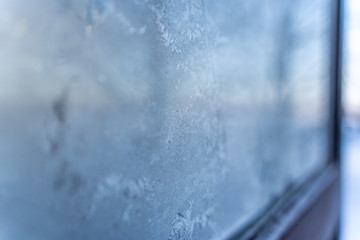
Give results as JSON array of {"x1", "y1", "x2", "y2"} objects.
[{"x1": 227, "y1": 0, "x2": 343, "y2": 239}]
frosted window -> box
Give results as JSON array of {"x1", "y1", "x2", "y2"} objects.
[{"x1": 0, "y1": 0, "x2": 333, "y2": 239}]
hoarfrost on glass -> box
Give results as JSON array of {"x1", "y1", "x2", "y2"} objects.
[{"x1": 0, "y1": 0, "x2": 332, "y2": 239}]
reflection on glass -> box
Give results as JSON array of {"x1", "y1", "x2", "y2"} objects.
[{"x1": 0, "y1": 0, "x2": 332, "y2": 239}]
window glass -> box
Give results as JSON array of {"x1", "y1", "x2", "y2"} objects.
[{"x1": 0, "y1": 0, "x2": 332, "y2": 239}]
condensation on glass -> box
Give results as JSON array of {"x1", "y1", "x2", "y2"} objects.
[{"x1": 0, "y1": 0, "x2": 332, "y2": 239}]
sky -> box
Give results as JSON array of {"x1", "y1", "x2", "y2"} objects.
[{"x1": 343, "y1": 0, "x2": 360, "y2": 116}]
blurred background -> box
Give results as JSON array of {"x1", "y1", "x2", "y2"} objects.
[{"x1": 341, "y1": 0, "x2": 360, "y2": 239}]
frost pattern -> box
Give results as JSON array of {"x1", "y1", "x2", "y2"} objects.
[
  {"x1": 85, "y1": 0, "x2": 147, "y2": 35},
  {"x1": 0, "y1": 0, "x2": 332, "y2": 239},
  {"x1": 147, "y1": 0, "x2": 206, "y2": 53},
  {"x1": 88, "y1": 174, "x2": 152, "y2": 219},
  {"x1": 168, "y1": 203, "x2": 214, "y2": 240}
]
